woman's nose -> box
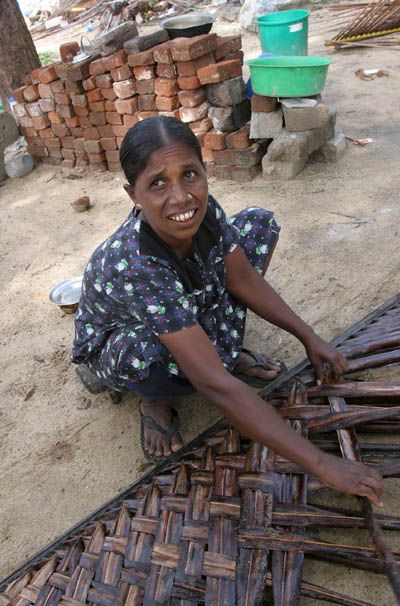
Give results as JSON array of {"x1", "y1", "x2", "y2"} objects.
[{"x1": 170, "y1": 182, "x2": 188, "y2": 204}]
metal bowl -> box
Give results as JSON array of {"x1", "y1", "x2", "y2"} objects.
[
  {"x1": 160, "y1": 12, "x2": 216, "y2": 39},
  {"x1": 49, "y1": 276, "x2": 83, "y2": 313}
]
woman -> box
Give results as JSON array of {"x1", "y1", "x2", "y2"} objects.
[{"x1": 72, "y1": 116, "x2": 382, "y2": 506}]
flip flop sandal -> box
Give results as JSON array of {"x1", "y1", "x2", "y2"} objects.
[
  {"x1": 233, "y1": 348, "x2": 288, "y2": 388},
  {"x1": 140, "y1": 404, "x2": 181, "y2": 465}
]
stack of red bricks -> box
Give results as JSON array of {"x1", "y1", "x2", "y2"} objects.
[{"x1": 12, "y1": 32, "x2": 259, "y2": 178}]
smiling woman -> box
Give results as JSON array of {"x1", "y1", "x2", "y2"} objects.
[{"x1": 70, "y1": 116, "x2": 382, "y2": 507}]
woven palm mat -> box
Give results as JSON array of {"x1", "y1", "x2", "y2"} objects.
[{"x1": 2, "y1": 293, "x2": 400, "y2": 605}]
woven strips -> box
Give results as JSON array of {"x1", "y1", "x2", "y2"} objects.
[{"x1": 2, "y1": 294, "x2": 400, "y2": 605}]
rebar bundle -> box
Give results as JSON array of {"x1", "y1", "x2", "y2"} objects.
[
  {"x1": 1, "y1": 293, "x2": 400, "y2": 605},
  {"x1": 326, "y1": 0, "x2": 400, "y2": 45}
]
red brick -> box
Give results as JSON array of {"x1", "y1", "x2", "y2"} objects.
[
  {"x1": 31, "y1": 115, "x2": 50, "y2": 130},
  {"x1": 76, "y1": 150, "x2": 88, "y2": 160},
  {"x1": 155, "y1": 95, "x2": 179, "y2": 112},
  {"x1": 225, "y1": 125, "x2": 250, "y2": 149},
  {"x1": 137, "y1": 111, "x2": 157, "y2": 121},
  {"x1": 111, "y1": 64, "x2": 132, "y2": 82},
  {"x1": 177, "y1": 75, "x2": 201, "y2": 91},
  {"x1": 54, "y1": 63, "x2": 69, "y2": 80},
  {"x1": 38, "y1": 65, "x2": 58, "y2": 84},
  {"x1": 115, "y1": 97, "x2": 138, "y2": 114},
  {"x1": 152, "y1": 41, "x2": 173, "y2": 64},
  {"x1": 215, "y1": 35, "x2": 242, "y2": 61},
  {"x1": 57, "y1": 104, "x2": 75, "y2": 119},
  {"x1": 107, "y1": 161, "x2": 121, "y2": 172},
  {"x1": 89, "y1": 57, "x2": 107, "y2": 77},
  {"x1": 98, "y1": 124, "x2": 115, "y2": 137},
  {"x1": 136, "y1": 79, "x2": 155, "y2": 95},
  {"x1": 179, "y1": 102, "x2": 209, "y2": 124},
  {"x1": 215, "y1": 164, "x2": 260, "y2": 182},
  {"x1": 105, "y1": 111, "x2": 122, "y2": 125},
  {"x1": 155, "y1": 63, "x2": 176, "y2": 79},
  {"x1": 201, "y1": 146, "x2": 214, "y2": 163},
  {"x1": 46, "y1": 137, "x2": 61, "y2": 149},
  {"x1": 158, "y1": 109, "x2": 180, "y2": 119},
  {"x1": 176, "y1": 53, "x2": 215, "y2": 77},
  {"x1": 96, "y1": 74, "x2": 113, "y2": 89},
  {"x1": 102, "y1": 50, "x2": 126, "y2": 72},
  {"x1": 89, "y1": 101, "x2": 105, "y2": 112},
  {"x1": 113, "y1": 125, "x2": 129, "y2": 137},
  {"x1": 30, "y1": 68, "x2": 42, "y2": 84},
  {"x1": 74, "y1": 105, "x2": 90, "y2": 116},
  {"x1": 138, "y1": 94, "x2": 156, "y2": 111},
  {"x1": 84, "y1": 139, "x2": 103, "y2": 154},
  {"x1": 23, "y1": 85, "x2": 39, "y2": 102},
  {"x1": 20, "y1": 126, "x2": 36, "y2": 137},
  {"x1": 54, "y1": 92, "x2": 70, "y2": 105},
  {"x1": 71, "y1": 94, "x2": 87, "y2": 107},
  {"x1": 116, "y1": 137, "x2": 124, "y2": 148},
  {"x1": 76, "y1": 158, "x2": 89, "y2": 168},
  {"x1": 197, "y1": 59, "x2": 242, "y2": 85},
  {"x1": 19, "y1": 116, "x2": 33, "y2": 128},
  {"x1": 88, "y1": 152, "x2": 106, "y2": 163},
  {"x1": 196, "y1": 132, "x2": 206, "y2": 146},
  {"x1": 71, "y1": 126, "x2": 84, "y2": 137},
  {"x1": 61, "y1": 136, "x2": 75, "y2": 149},
  {"x1": 101, "y1": 137, "x2": 117, "y2": 151},
  {"x1": 90, "y1": 112, "x2": 107, "y2": 126},
  {"x1": 62, "y1": 158, "x2": 76, "y2": 168},
  {"x1": 171, "y1": 34, "x2": 217, "y2": 62},
  {"x1": 84, "y1": 127, "x2": 100, "y2": 140},
  {"x1": 87, "y1": 88, "x2": 103, "y2": 103},
  {"x1": 49, "y1": 148, "x2": 63, "y2": 158},
  {"x1": 204, "y1": 129, "x2": 226, "y2": 150},
  {"x1": 79, "y1": 115, "x2": 92, "y2": 127},
  {"x1": 13, "y1": 86, "x2": 27, "y2": 103},
  {"x1": 104, "y1": 100, "x2": 116, "y2": 112},
  {"x1": 213, "y1": 143, "x2": 264, "y2": 167},
  {"x1": 74, "y1": 137, "x2": 85, "y2": 151},
  {"x1": 105, "y1": 150, "x2": 120, "y2": 163},
  {"x1": 52, "y1": 124, "x2": 70, "y2": 137},
  {"x1": 26, "y1": 102, "x2": 43, "y2": 118},
  {"x1": 127, "y1": 49, "x2": 154, "y2": 67},
  {"x1": 61, "y1": 148, "x2": 76, "y2": 160},
  {"x1": 100, "y1": 88, "x2": 117, "y2": 102},
  {"x1": 178, "y1": 89, "x2": 206, "y2": 108},
  {"x1": 123, "y1": 114, "x2": 138, "y2": 127},
  {"x1": 39, "y1": 127, "x2": 54, "y2": 139},
  {"x1": 223, "y1": 50, "x2": 244, "y2": 65},
  {"x1": 250, "y1": 94, "x2": 277, "y2": 113},
  {"x1": 28, "y1": 144, "x2": 48, "y2": 158},
  {"x1": 65, "y1": 116, "x2": 80, "y2": 128},
  {"x1": 43, "y1": 156, "x2": 63, "y2": 166},
  {"x1": 59, "y1": 42, "x2": 79, "y2": 63},
  {"x1": 113, "y1": 79, "x2": 137, "y2": 99},
  {"x1": 189, "y1": 117, "x2": 212, "y2": 134},
  {"x1": 38, "y1": 83, "x2": 54, "y2": 99},
  {"x1": 38, "y1": 98, "x2": 55, "y2": 113},
  {"x1": 48, "y1": 111, "x2": 63, "y2": 124},
  {"x1": 133, "y1": 65, "x2": 155, "y2": 81},
  {"x1": 68, "y1": 59, "x2": 91, "y2": 81},
  {"x1": 154, "y1": 78, "x2": 178, "y2": 97},
  {"x1": 82, "y1": 76, "x2": 97, "y2": 91},
  {"x1": 50, "y1": 79, "x2": 65, "y2": 93},
  {"x1": 65, "y1": 80, "x2": 84, "y2": 94}
]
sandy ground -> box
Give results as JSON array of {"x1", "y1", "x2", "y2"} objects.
[{"x1": 1, "y1": 10, "x2": 400, "y2": 604}]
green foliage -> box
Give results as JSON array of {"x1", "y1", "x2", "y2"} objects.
[{"x1": 39, "y1": 50, "x2": 53, "y2": 66}]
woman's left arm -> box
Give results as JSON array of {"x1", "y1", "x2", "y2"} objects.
[{"x1": 225, "y1": 246, "x2": 348, "y2": 382}]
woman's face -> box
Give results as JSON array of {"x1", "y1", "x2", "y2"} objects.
[{"x1": 125, "y1": 141, "x2": 208, "y2": 255}]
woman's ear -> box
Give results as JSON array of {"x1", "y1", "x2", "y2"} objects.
[{"x1": 124, "y1": 184, "x2": 142, "y2": 211}]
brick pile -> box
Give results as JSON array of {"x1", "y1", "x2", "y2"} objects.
[{"x1": 12, "y1": 32, "x2": 261, "y2": 179}]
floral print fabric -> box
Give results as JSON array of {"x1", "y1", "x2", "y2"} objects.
[{"x1": 71, "y1": 196, "x2": 280, "y2": 391}]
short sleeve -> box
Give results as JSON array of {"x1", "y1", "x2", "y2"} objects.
[
  {"x1": 116, "y1": 262, "x2": 198, "y2": 336},
  {"x1": 210, "y1": 196, "x2": 240, "y2": 256}
]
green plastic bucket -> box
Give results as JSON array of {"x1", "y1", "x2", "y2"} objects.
[
  {"x1": 256, "y1": 9, "x2": 310, "y2": 56},
  {"x1": 245, "y1": 56, "x2": 332, "y2": 98}
]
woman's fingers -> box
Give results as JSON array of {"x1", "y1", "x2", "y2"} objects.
[{"x1": 357, "y1": 483, "x2": 384, "y2": 508}]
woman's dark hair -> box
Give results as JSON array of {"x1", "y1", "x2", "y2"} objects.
[{"x1": 119, "y1": 116, "x2": 204, "y2": 187}]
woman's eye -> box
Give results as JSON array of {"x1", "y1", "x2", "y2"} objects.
[
  {"x1": 183, "y1": 169, "x2": 196, "y2": 180},
  {"x1": 151, "y1": 178, "x2": 165, "y2": 189}
]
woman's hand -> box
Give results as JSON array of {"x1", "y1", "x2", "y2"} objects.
[
  {"x1": 317, "y1": 452, "x2": 383, "y2": 507},
  {"x1": 303, "y1": 332, "x2": 349, "y2": 384}
]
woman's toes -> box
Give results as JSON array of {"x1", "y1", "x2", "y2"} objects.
[{"x1": 171, "y1": 433, "x2": 183, "y2": 453}]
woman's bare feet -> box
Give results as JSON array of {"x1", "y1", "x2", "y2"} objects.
[
  {"x1": 235, "y1": 351, "x2": 283, "y2": 382},
  {"x1": 140, "y1": 397, "x2": 183, "y2": 459}
]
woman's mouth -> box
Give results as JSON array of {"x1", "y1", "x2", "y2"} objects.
[{"x1": 168, "y1": 209, "x2": 197, "y2": 223}]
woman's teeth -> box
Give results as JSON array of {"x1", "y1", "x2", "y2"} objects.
[{"x1": 169, "y1": 209, "x2": 195, "y2": 222}]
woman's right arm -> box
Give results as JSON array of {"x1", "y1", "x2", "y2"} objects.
[{"x1": 160, "y1": 324, "x2": 383, "y2": 507}]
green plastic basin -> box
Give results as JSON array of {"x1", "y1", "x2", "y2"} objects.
[{"x1": 245, "y1": 56, "x2": 332, "y2": 98}]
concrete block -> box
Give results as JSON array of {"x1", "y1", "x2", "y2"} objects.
[
  {"x1": 215, "y1": 163, "x2": 261, "y2": 182},
  {"x1": 0, "y1": 111, "x2": 20, "y2": 180},
  {"x1": 209, "y1": 100, "x2": 251, "y2": 132},
  {"x1": 206, "y1": 76, "x2": 245, "y2": 107},
  {"x1": 123, "y1": 29, "x2": 168, "y2": 54},
  {"x1": 250, "y1": 109, "x2": 283, "y2": 139},
  {"x1": 262, "y1": 156, "x2": 308, "y2": 180},
  {"x1": 282, "y1": 101, "x2": 331, "y2": 132},
  {"x1": 311, "y1": 131, "x2": 347, "y2": 163}
]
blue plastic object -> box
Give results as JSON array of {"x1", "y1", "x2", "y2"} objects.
[{"x1": 245, "y1": 52, "x2": 273, "y2": 99}]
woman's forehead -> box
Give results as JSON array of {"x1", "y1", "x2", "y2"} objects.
[{"x1": 145, "y1": 141, "x2": 200, "y2": 171}]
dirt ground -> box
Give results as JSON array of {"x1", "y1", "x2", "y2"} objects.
[{"x1": 1, "y1": 10, "x2": 400, "y2": 604}]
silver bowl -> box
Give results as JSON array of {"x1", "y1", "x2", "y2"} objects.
[{"x1": 49, "y1": 276, "x2": 83, "y2": 313}]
